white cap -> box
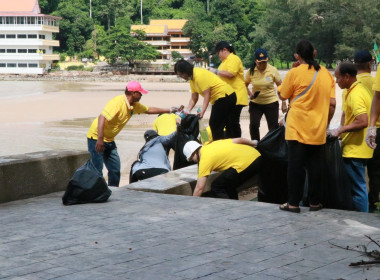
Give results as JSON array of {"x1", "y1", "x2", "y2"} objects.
[{"x1": 183, "y1": 141, "x2": 202, "y2": 161}]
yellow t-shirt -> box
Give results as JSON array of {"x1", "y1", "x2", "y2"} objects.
[
  {"x1": 356, "y1": 72, "x2": 380, "y2": 127},
  {"x1": 341, "y1": 81, "x2": 374, "y2": 159},
  {"x1": 244, "y1": 64, "x2": 281, "y2": 105},
  {"x1": 153, "y1": 113, "x2": 179, "y2": 136},
  {"x1": 279, "y1": 64, "x2": 335, "y2": 145},
  {"x1": 198, "y1": 139, "x2": 261, "y2": 178},
  {"x1": 373, "y1": 67, "x2": 380, "y2": 92},
  {"x1": 190, "y1": 68, "x2": 235, "y2": 105},
  {"x1": 87, "y1": 95, "x2": 148, "y2": 142},
  {"x1": 218, "y1": 53, "x2": 248, "y2": 106}
]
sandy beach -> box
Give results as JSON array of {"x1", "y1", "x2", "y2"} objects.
[{"x1": 0, "y1": 71, "x2": 345, "y2": 186}]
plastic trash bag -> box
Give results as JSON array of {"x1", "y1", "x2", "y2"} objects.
[
  {"x1": 256, "y1": 126, "x2": 288, "y2": 163},
  {"x1": 173, "y1": 114, "x2": 200, "y2": 170},
  {"x1": 62, "y1": 160, "x2": 112, "y2": 205}
]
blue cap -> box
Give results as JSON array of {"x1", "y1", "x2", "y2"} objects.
[
  {"x1": 255, "y1": 48, "x2": 268, "y2": 62},
  {"x1": 354, "y1": 50, "x2": 372, "y2": 63}
]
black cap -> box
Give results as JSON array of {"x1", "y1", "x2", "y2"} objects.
[
  {"x1": 212, "y1": 41, "x2": 232, "y2": 55},
  {"x1": 144, "y1": 130, "x2": 158, "y2": 142},
  {"x1": 354, "y1": 50, "x2": 372, "y2": 63}
]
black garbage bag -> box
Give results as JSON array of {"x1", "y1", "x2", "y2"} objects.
[
  {"x1": 173, "y1": 114, "x2": 200, "y2": 170},
  {"x1": 321, "y1": 137, "x2": 353, "y2": 210},
  {"x1": 256, "y1": 126, "x2": 288, "y2": 203},
  {"x1": 62, "y1": 160, "x2": 112, "y2": 205}
]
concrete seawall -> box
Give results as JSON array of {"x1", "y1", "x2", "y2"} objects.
[{"x1": 0, "y1": 150, "x2": 89, "y2": 203}]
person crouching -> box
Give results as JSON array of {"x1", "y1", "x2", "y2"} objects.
[{"x1": 183, "y1": 138, "x2": 261, "y2": 199}]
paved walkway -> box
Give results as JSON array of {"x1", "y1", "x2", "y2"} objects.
[{"x1": 0, "y1": 188, "x2": 379, "y2": 280}]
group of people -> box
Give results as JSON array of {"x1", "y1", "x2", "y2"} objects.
[{"x1": 85, "y1": 39, "x2": 380, "y2": 213}]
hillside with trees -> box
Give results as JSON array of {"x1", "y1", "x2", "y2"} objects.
[{"x1": 39, "y1": 0, "x2": 380, "y2": 68}]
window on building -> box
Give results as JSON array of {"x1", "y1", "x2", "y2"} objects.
[
  {"x1": 0, "y1": 49, "x2": 5, "y2": 53},
  {"x1": 6, "y1": 17, "x2": 14, "y2": 24},
  {"x1": 28, "y1": 34, "x2": 37, "y2": 39},
  {"x1": 17, "y1": 17, "x2": 25, "y2": 24},
  {"x1": 0, "y1": 34, "x2": 4, "y2": 38},
  {"x1": 0, "y1": 63, "x2": 6, "y2": 67},
  {"x1": 171, "y1": 34, "x2": 180, "y2": 37},
  {"x1": 6, "y1": 49, "x2": 16, "y2": 53},
  {"x1": 28, "y1": 63, "x2": 38, "y2": 68},
  {"x1": 171, "y1": 46, "x2": 180, "y2": 49},
  {"x1": 18, "y1": 49, "x2": 27, "y2": 53},
  {"x1": 7, "y1": 63, "x2": 16, "y2": 68},
  {"x1": 0, "y1": 17, "x2": 3, "y2": 24},
  {"x1": 39, "y1": 34, "x2": 46, "y2": 39},
  {"x1": 27, "y1": 17, "x2": 36, "y2": 24},
  {"x1": 28, "y1": 49, "x2": 37, "y2": 53},
  {"x1": 37, "y1": 17, "x2": 42, "y2": 24},
  {"x1": 17, "y1": 34, "x2": 27, "y2": 39},
  {"x1": 6, "y1": 34, "x2": 16, "y2": 39},
  {"x1": 18, "y1": 63, "x2": 27, "y2": 68}
]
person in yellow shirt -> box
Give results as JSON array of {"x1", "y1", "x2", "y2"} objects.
[
  {"x1": 278, "y1": 40, "x2": 336, "y2": 213},
  {"x1": 331, "y1": 62, "x2": 373, "y2": 212},
  {"x1": 87, "y1": 81, "x2": 176, "y2": 187},
  {"x1": 174, "y1": 59, "x2": 237, "y2": 140},
  {"x1": 353, "y1": 50, "x2": 380, "y2": 212},
  {"x1": 244, "y1": 48, "x2": 283, "y2": 141},
  {"x1": 208, "y1": 41, "x2": 248, "y2": 137},
  {"x1": 152, "y1": 113, "x2": 180, "y2": 155},
  {"x1": 183, "y1": 138, "x2": 261, "y2": 199}
]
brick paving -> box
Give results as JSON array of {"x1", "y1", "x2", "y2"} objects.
[{"x1": 0, "y1": 188, "x2": 379, "y2": 280}]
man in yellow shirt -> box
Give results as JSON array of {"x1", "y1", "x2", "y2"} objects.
[
  {"x1": 87, "y1": 81, "x2": 176, "y2": 187},
  {"x1": 183, "y1": 138, "x2": 261, "y2": 199},
  {"x1": 331, "y1": 62, "x2": 373, "y2": 212},
  {"x1": 366, "y1": 63, "x2": 380, "y2": 211}
]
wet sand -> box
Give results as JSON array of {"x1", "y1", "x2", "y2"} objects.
[{"x1": 0, "y1": 72, "x2": 344, "y2": 186}]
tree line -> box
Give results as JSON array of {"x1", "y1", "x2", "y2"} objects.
[{"x1": 39, "y1": 0, "x2": 380, "y2": 68}]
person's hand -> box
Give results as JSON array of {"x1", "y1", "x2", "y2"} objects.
[
  {"x1": 95, "y1": 139, "x2": 104, "y2": 153},
  {"x1": 327, "y1": 127, "x2": 341, "y2": 138},
  {"x1": 366, "y1": 126, "x2": 377, "y2": 149},
  {"x1": 208, "y1": 67, "x2": 218, "y2": 74},
  {"x1": 278, "y1": 118, "x2": 284, "y2": 127},
  {"x1": 281, "y1": 101, "x2": 288, "y2": 114},
  {"x1": 197, "y1": 111, "x2": 204, "y2": 119},
  {"x1": 169, "y1": 106, "x2": 178, "y2": 113}
]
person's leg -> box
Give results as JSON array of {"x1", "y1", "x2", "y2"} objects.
[
  {"x1": 87, "y1": 138, "x2": 104, "y2": 175},
  {"x1": 210, "y1": 168, "x2": 239, "y2": 199},
  {"x1": 103, "y1": 141, "x2": 121, "y2": 187},
  {"x1": 368, "y1": 127, "x2": 380, "y2": 212},
  {"x1": 249, "y1": 102, "x2": 264, "y2": 141},
  {"x1": 287, "y1": 141, "x2": 307, "y2": 207},
  {"x1": 226, "y1": 105, "x2": 244, "y2": 138},
  {"x1": 133, "y1": 168, "x2": 168, "y2": 181},
  {"x1": 305, "y1": 144, "x2": 324, "y2": 206},
  {"x1": 343, "y1": 158, "x2": 369, "y2": 212},
  {"x1": 209, "y1": 93, "x2": 236, "y2": 140},
  {"x1": 263, "y1": 101, "x2": 279, "y2": 132}
]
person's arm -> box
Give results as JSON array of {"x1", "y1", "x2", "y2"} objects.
[
  {"x1": 370, "y1": 91, "x2": 380, "y2": 127},
  {"x1": 328, "y1": 98, "x2": 336, "y2": 125},
  {"x1": 231, "y1": 137, "x2": 257, "y2": 147},
  {"x1": 198, "y1": 88, "x2": 211, "y2": 119},
  {"x1": 217, "y1": 70, "x2": 234, "y2": 79},
  {"x1": 331, "y1": 113, "x2": 368, "y2": 137},
  {"x1": 193, "y1": 176, "x2": 208, "y2": 197},
  {"x1": 340, "y1": 111, "x2": 345, "y2": 126},
  {"x1": 96, "y1": 114, "x2": 107, "y2": 153},
  {"x1": 187, "y1": 92, "x2": 199, "y2": 113},
  {"x1": 146, "y1": 107, "x2": 171, "y2": 114}
]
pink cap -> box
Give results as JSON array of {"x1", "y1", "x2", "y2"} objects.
[{"x1": 126, "y1": 81, "x2": 148, "y2": 94}]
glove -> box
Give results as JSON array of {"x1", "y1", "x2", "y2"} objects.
[
  {"x1": 366, "y1": 126, "x2": 377, "y2": 149},
  {"x1": 169, "y1": 106, "x2": 178, "y2": 113}
]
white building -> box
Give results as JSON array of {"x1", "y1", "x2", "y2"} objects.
[{"x1": 0, "y1": 0, "x2": 60, "y2": 74}]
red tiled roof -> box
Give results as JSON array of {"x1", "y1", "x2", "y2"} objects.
[{"x1": 0, "y1": 0, "x2": 40, "y2": 14}]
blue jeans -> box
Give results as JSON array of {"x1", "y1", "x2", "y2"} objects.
[
  {"x1": 343, "y1": 158, "x2": 368, "y2": 212},
  {"x1": 87, "y1": 138, "x2": 121, "y2": 187}
]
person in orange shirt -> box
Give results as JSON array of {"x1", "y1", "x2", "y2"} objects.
[{"x1": 278, "y1": 40, "x2": 336, "y2": 213}]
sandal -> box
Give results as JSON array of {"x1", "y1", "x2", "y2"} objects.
[
  {"x1": 309, "y1": 203, "x2": 323, "y2": 211},
  {"x1": 279, "y1": 203, "x2": 300, "y2": 213}
]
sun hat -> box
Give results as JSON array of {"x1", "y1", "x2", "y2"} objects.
[
  {"x1": 126, "y1": 81, "x2": 148, "y2": 94},
  {"x1": 183, "y1": 141, "x2": 202, "y2": 161},
  {"x1": 255, "y1": 48, "x2": 268, "y2": 62}
]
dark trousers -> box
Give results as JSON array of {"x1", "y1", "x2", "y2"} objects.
[
  {"x1": 368, "y1": 127, "x2": 380, "y2": 211},
  {"x1": 249, "y1": 101, "x2": 279, "y2": 141},
  {"x1": 287, "y1": 141, "x2": 324, "y2": 206},
  {"x1": 226, "y1": 105, "x2": 244, "y2": 138},
  {"x1": 209, "y1": 92, "x2": 237, "y2": 140},
  {"x1": 130, "y1": 168, "x2": 168, "y2": 183},
  {"x1": 211, "y1": 156, "x2": 262, "y2": 199}
]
